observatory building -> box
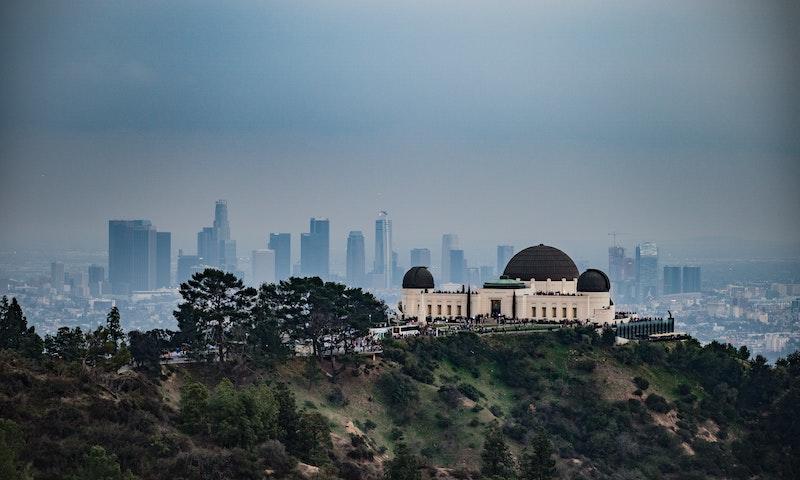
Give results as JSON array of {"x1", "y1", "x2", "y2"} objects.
[{"x1": 400, "y1": 244, "x2": 617, "y2": 325}]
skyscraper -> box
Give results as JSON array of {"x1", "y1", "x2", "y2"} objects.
[
  {"x1": 496, "y1": 245, "x2": 514, "y2": 275},
  {"x1": 268, "y1": 233, "x2": 291, "y2": 281},
  {"x1": 635, "y1": 242, "x2": 658, "y2": 301},
  {"x1": 50, "y1": 261, "x2": 64, "y2": 291},
  {"x1": 109, "y1": 220, "x2": 157, "y2": 293},
  {"x1": 373, "y1": 212, "x2": 392, "y2": 289},
  {"x1": 608, "y1": 246, "x2": 625, "y2": 282},
  {"x1": 441, "y1": 234, "x2": 459, "y2": 283},
  {"x1": 301, "y1": 217, "x2": 330, "y2": 278},
  {"x1": 663, "y1": 266, "x2": 682, "y2": 295},
  {"x1": 177, "y1": 251, "x2": 201, "y2": 285},
  {"x1": 196, "y1": 200, "x2": 236, "y2": 271},
  {"x1": 156, "y1": 231, "x2": 171, "y2": 288},
  {"x1": 682, "y1": 266, "x2": 701, "y2": 293},
  {"x1": 88, "y1": 264, "x2": 104, "y2": 296},
  {"x1": 346, "y1": 231, "x2": 366, "y2": 287},
  {"x1": 410, "y1": 248, "x2": 431, "y2": 268},
  {"x1": 449, "y1": 249, "x2": 466, "y2": 284},
  {"x1": 251, "y1": 249, "x2": 276, "y2": 286}
]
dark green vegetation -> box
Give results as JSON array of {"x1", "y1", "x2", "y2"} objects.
[{"x1": 2, "y1": 271, "x2": 800, "y2": 479}]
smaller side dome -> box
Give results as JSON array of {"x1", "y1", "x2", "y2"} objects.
[
  {"x1": 577, "y1": 269, "x2": 611, "y2": 292},
  {"x1": 402, "y1": 266, "x2": 435, "y2": 289}
]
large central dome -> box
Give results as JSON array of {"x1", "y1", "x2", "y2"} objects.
[{"x1": 502, "y1": 244, "x2": 579, "y2": 281}]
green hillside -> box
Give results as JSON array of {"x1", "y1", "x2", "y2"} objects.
[{"x1": 2, "y1": 327, "x2": 799, "y2": 480}]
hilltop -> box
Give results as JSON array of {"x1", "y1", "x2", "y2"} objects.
[{"x1": 2, "y1": 328, "x2": 798, "y2": 480}]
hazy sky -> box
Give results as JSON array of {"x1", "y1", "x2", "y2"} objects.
[{"x1": 1, "y1": 1, "x2": 798, "y2": 269}]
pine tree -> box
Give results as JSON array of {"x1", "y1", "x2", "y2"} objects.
[
  {"x1": 106, "y1": 306, "x2": 124, "y2": 353},
  {"x1": 481, "y1": 426, "x2": 515, "y2": 479},
  {"x1": 384, "y1": 443, "x2": 421, "y2": 480},
  {"x1": 519, "y1": 430, "x2": 556, "y2": 480}
]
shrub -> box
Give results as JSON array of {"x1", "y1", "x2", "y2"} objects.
[
  {"x1": 327, "y1": 387, "x2": 349, "y2": 407},
  {"x1": 489, "y1": 405, "x2": 503, "y2": 417},
  {"x1": 645, "y1": 393, "x2": 671, "y2": 413},
  {"x1": 633, "y1": 376, "x2": 650, "y2": 391},
  {"x1": 438, "y1": 385, "x2": 462, "y2": 408},
  {"x1": 376, "y1": 372, "x2": 419, "y2": 421},
  {"x1": 257, "y1": 440, "x2": 296, "y2": 476},
  {"x1": 457, "y1": 383, "x2": 483, "y2": 401}
]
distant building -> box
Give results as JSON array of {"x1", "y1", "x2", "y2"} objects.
[
  {"x1": 251, "y1": 249, "x2": 276, "y2": 286},
  {"x1": 176, "y1": 251, "x2": 201, "y2": 285},
  {"x1": 682, "y1": 266, "x2": 701, "y2": 293},
  {"x1": 441, "y1": 234, "x2": 459, "y2": 284},
  {"x1": 480, "y1": 265, "x2": 495, "y2": 283},
  {"x1": 410, "y1": 248, "x2": 431, "y2": 268},
  {"x1": 663, "y1": 266, "x2": 682, "y2": 295},
  {"x1": 156, "y1": 231, "x2": 171, "y2": 288},
  {"x1": 268, "y1": 233, "x2": 291, "y2": 281},
  {"x1": 346, "y1": 231, "x2": 366, "y2": 287},
  {"x1": 373, "y1": 213, "x2": 392, "y2": 289},
  {"x1": 88, "y1": 264, "x2": 105, "y2": 297},
  {"x1": 109, "y1": 220, "x2": 159, "y2": 294},
  {"x1": 50, "y1": 261, "x2": 65, "y2": 291},
  {"x1": 635, "y1": 242, "x2": 658, "y2": 301},
  {"x1": 449, "y1": 249, "x2": 466, "y2": 284},
  {"x1": 496, "y1": 245, "x2": 514, "y2": 277},
  {"x1": 608, "y1": 246, "x2": 625, "y2": 282},
  {"x1": 196, "y1": 200, "x2": 236, "y2": 271},
  {"x1": 301, "y1": 217, "x2": 329, "y2": 278}
]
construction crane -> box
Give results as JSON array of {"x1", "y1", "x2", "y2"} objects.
[{"x1": 608, "y1": 232, "x2": 627, "y2": 247}]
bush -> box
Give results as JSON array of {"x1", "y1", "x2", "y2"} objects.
[
  {"x1": 438, "y1": 385, "x2": 462, "y2": 408},
  {"x1": 257, "y1": 440, "x2": 296, "y2": 476},
  {"x1": 458, "y1": 383, "x2": 483, "y2": 401},
  {"x1": 676, "y1": 383, "x2": 692, "y2": 396},
  {"x1": 327, "y1": 387, "x2": 349, "y2": 407},
  {"x1": 645, "y1": 393, "x2": 671, "y2": 413},
  {"x1": 633, "y1": 376, "x2": 650, "y2": 391},
  {"x1": 489, "y1": 405, "x2": 503, "y2": 417},
  {"x1": 376, "y1": 372, "x2": 419, "y2": 421}
]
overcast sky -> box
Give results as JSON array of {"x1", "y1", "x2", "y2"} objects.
[{"x1": 1, "y1": 0, "x2": 798, "y2": 269}]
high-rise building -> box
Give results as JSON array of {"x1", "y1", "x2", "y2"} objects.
[
  {"x1": 608, "y1": 246, "x2": 625, "y2": 282},
  {"x1": 268, "y1": 233, "x2": 291, "y2": 281},
  {"x1": 156, "y1": 231, "x2": 171, "y2": 288},
  {"x1": 496, "y1": 245, "x2": 514, "y2": 275},
  {"x1": 88, "y1": 264, "x2": 105, "y2": 297},
  {"x1": 441, "y1": 234, "x2": 459, "y2": 283},
  {"x1": 449, "y1": 249, "x2": 466, "y2": 284},
  {"x1": 50, "y1": 261, "x2": 65, "y2": 291},
  {"x1": 663, "y1": 266, "x2": 682, "y2": 295},
  {"x1": 467, "y1": 267, "x2": 481, "y2": 287},
  {"x1": 176, "y1": 251, "x2": 202, "y2": 285},
  {"x1": 682, "y1": 266, "x2": 701, "y2": 293},
  {"x1": 251, "y1": 249, "x2": 276, "y2": 286},
  {"x1": 301, "y1": 217, "x2": 330, "y2": 278},
  {"x1": 346, "y1": 231, "x2": 366, "y2": 287},
  {"x1": 635, "y1": 242, "x2": 658, "y2": 301},
  {"x1": 410, "y1": 248, "x2": 431, "y2": 268},
  {"x1": 109, "y1": 220, "x2": 158, "y2": 294},
  {"x1": 196, "y1": 200, "x2": 236, "y2": 271},
  {"x1": 373, "y1": 212, "x2": 393, "y2": 289}
]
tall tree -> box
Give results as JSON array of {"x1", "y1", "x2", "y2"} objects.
[
  {"x1": 481, "y1": 426, "x2": 515, "y2": 479},
  {"x1": 0, "y1": 297, "x2": 42, "y2": 358},
  {"x1": 174, "y1": 269, "x2": 256, "y2": 364},
  {"x1": 106, "y1": 306, "x2": 125, "y2": 353},
  {"x1": 44, "y1": 327, "x2": 87, "y2": 362},
  {"x1": 519, "y1": 430, "x2": 557, "y2": 480},
  {"x1": 249, "y1": 283, "x2": 292, "y2": 366},
  {"x1": 383, "y1": 443, "x2": 421, "y2": 480}
]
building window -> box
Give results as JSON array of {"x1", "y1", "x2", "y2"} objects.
[
  {"x1": 572, "y1": 307, "x2": 578, "y2": 319},
  {"x1": 562, "y1": 307, "x2": 567, "y2": 318},
  {"x1": 437, "y1": 305, "x2": 442, "y2": 315},
  {"x1": 552, "y1": 307, "x2": 557, "y2": 318},
  {"x1": 427, "y1": 305, "x2": 432, "y2": 315},
  {"x1": 457, "y1": 305, "x2": 462, "y2": 316},
  {"x1": 532, "y1": 307, "x2": 536, "y2": 318},
  {"x1": 447, "y1": 305, "x2": 452, "y2": 316}
]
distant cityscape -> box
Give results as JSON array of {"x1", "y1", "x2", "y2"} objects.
[{"x1": 1, "y1": 198, "x2": 799, "y2": 362}]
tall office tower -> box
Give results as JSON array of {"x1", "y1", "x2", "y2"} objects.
[
  {"x1": 392, "y1": 251, "x2": 402, "y2": 287},
  {"x1": 496, "y1": 245, "x2": 514, "y2": 275},
  {"x1": 177, "y1": 251, "x2": 201, "y2": 285},
  {"x1": 410, "y1": 248, "x2": 431, "y2": 268},
  {"x1": 467, "y1": 267, "x2": 481, "y2": 287},
  {"x1": 635, "y1": 241, "x2": 659, "y2": 301},
  {"x1": 373, "y1": 212, "x2": 393, "y2": 289},
  {"x1": 88, "y1": 264, "x2": 105, "y2": 297},
  {"x1": 251, "y1": 249, "x2": 276, "y2": 286},
  {"x1": 346, "y1": 231, "x2": 366, "y2": 287},
  {"x1": 300, "y1": 217, "x2": 330, "y2": 278},
  {"x1": 608, "y1": 246, "x2": 625, "y2": 282},
  {"x1": 156, "y1": 231, "x2": 171, "y2": 288},
  {"x1": 197, "y1": 227, "x2": 218, "y2": 266},
  {"x1": 220, "y1": 239, "x2": 237, "y2": 272},
  {"x1": 213, "y1": 200, "x2": 231, "y2": 241},
  {"x1": 441, "y1": 234, "x2": 460, "y2": 283},
  {"x1": 448, "y1": 249, "x2": 466, "y2": 284},
  {"x1": 196, "y1": 200, "x2": 236, "y2": 271},
  {"x1": 50, "y1": 262, "x2": 65, "y2": 291},
  {"x1": 663, "y1": 266, "x2": 682, "y2": 295},
  {"x1": 480, "y1": 266, "x2": 495, "y2": 283},
  {"x1": 109, "y1": 220, "x2": 158, "y2": 294},
  {"x1": 682, "y1": 266, "x2": 701, "y2": 293},
  {"x1": 268, "y1": 233, "x2": 291, "y2": 281}
]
